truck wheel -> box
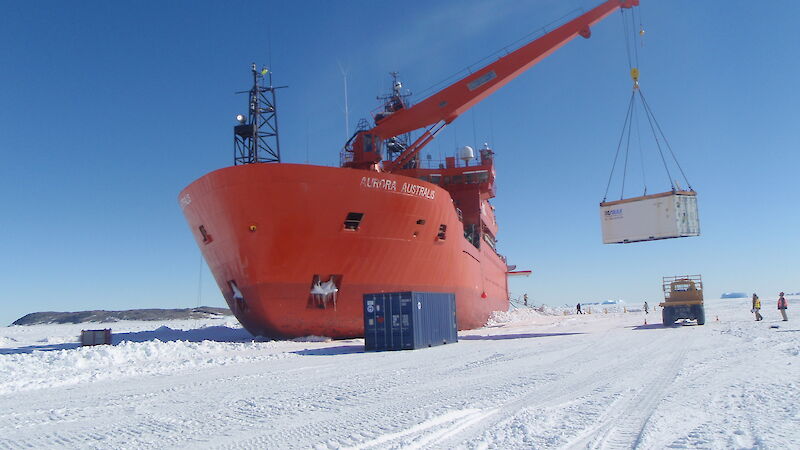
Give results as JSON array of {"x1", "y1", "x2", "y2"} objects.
[
  {"x1": 662, "y1": 307, "x2": 674, "y2": 327},
  {"x1": 695, "y1": 305, "x2": 706, "y2": 325}
]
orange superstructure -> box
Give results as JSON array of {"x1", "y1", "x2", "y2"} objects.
[{"x1": 179, "y1": 0, "x2": 638, "y2": 338}]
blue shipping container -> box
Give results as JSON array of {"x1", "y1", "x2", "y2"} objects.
[{"x1": 363, "y1": 292, "x2": 458, "y2": 351}]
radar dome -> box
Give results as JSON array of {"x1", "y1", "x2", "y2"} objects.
[{"x1": 459, "y1": 145, "x2": 475, "y2": 163}]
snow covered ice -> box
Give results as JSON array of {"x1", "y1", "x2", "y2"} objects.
[{"x1": 0, "y1": 297, "x2": 797, "y2": 449}]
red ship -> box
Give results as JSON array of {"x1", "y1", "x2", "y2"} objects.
[{"x1": 179, "y1": 0, "x2": 639, "y2": 338}]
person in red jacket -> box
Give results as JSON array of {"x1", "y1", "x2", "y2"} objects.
[{"x1": 777, "y1": 292, "x2": 788, "y2": 321}]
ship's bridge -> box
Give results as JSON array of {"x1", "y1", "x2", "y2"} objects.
[
  {"x1": 394, "y1": 146, "x2": 496, "y2": 196},
  {"x1": 394, "y1": 146, "x2": 498, "y2": 252}
]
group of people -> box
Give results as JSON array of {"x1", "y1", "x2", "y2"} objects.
[
  {"x1": 531, "y1": 293, "x2": 789, "y2": 321},
  {"x1": 751, "y1": 292, "x2": 789, "y2": 321}
]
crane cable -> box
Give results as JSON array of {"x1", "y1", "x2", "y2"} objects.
[
  {"x1": 604, "y1": 6, "x2": 693, "y2": 201},
  {"x1": 604, "y1": 8, "x2": 641, "y2": 202},
  {"x1": 620, "y1": 9, "x2": 634, "y2": 198},
  {"x1": 623, "y1": 7, "x2": 643, "y2": 198},
  {"x1": 603, "y1": 90, "x2": 636, "y2": 202},
  {"x1": 640, "y1": 90, "x2": 693, "y2": 191},
  {"x1": 630, "y1": 7, "x2": 647, "y2": 196},
  {"x1": 640, "y1": 88, "x2": 675, "y2": 191}
]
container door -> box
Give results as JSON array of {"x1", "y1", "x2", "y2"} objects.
[
  {"x1": 388, "y1": 293, "x2": 403, "y2": 350},
  {"x1": 447, "y1": 294, "x2": 458, "y2": 343},
  {"x1": 676, "y1": 195, "x2": 700, "y2": 236},
  {"x1": 686, "y1": 195, "x2": 700, "y2": 235},
  {"x1": 399, "y1": 296, "x2": 414, "y2": 349},
  {"x1": 412, "y1": 293, "x2": 428, "y2": 348},
  {"x1": 429, "y1": 294, "x2": 444, "y2": 345},
  {"x1": 372, "y1": 294, "x2": 388, "y2": 351},
  {"x1": 363, "y1": 295, "x2": 374, "y2": 350}
]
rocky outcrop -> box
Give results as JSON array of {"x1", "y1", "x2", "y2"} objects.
[{"x1": 11, "y1": 307, "x2": 232, "y2": 326}]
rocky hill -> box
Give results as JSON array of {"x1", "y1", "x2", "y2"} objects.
[{"x1": 11, "y1": 307, "x2": 232, "y2": 326}]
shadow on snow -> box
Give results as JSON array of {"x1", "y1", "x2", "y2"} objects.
[
  {"x1": 0, "y1": 325, "x2": 256, "y2": 355},
  {"x1": 293, "y1": 345, "x2": 365, "y2": 356},
  {"x1": 460, "y1": 332, "x2": 584, "y2": 340},
  {"x1": 0, "y1": 343, "x2": 81, "y2": 354},
  {"x1": 628, "y1": 323, "x2": 668, "y2": 330}
]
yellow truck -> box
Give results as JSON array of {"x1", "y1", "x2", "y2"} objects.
[{"x1": 660, "y1": 275, "x2": 705, "y2": 326}]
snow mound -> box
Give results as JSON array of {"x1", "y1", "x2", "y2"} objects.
[
  {"x1": 486, "y1": 308, "x2": 555, "y2": 326},
  {"x1": 0, "y1": 339, "x2": 294, "y2": 395},
  {"x1": 489, "y1": 304, "x2": 631, "y2": 327},
  {"x1": 114, "y1": 324, "x2": 253, "y2": 344}
]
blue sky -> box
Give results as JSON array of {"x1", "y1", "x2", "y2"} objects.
[{"x1": 1, "y1": 0, "x2": 798, "y2": 326}]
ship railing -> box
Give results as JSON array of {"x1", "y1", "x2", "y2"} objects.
[
  {"x1": 416, "y1": 171, "x2": 491, "y2": 187},
  {"x1": 340, "y1": 148, "x2": 354, "y2": 167},
  {"x1": 414, "y1": 157, "x2": 491, "y2": 170}
]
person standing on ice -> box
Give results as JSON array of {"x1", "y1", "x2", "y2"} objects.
[
  {"x1": 752, "y1": 293, "x2": 763, "y2": 321},
  {"x1": 644, "y1": 301, "x2": 649, "y2": 314},
  {"x1": 523, "y1": 293, "x2": 528, "y2": 307},
  {"x1": 777, "y1": 292, "x2": 788, "y2": 321},
  {"x1": 576, "y1": 303, "x2": 584, "y2": 314}
]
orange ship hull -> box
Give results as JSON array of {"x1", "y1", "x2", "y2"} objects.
[{"x1": 179, "y1": 163, "x2": 509, "y2": 338}]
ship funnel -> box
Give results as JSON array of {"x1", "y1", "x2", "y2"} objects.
[{"x1": 459, "y1": 145, "x2": 475, "y2": 164}]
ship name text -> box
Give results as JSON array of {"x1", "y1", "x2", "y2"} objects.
[
  {"x1": 359, "y1": 176, "x2": 435, "y2": 200},
  {"x1": 400, "y1": 182, "x2": 435, "y2": 199},
  {"x1": 360, "y1": 177, "x2": 396, "y2": 191}
]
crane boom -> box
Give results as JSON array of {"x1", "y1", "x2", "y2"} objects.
[{"x1": 346, "y1": 0, "x2": 639, "y2": 172}]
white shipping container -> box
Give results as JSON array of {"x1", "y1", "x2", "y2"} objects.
[{"x1": 600, "y1": 191, "x2": 699, "y2": 244}]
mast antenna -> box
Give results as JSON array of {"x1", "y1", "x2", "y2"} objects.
[
  {"x1": 338, "y1": 62, "x2": 350, "y2": 141},
  {"x1": 233, "y1": 63, "x2": 288, "y2": 165}
]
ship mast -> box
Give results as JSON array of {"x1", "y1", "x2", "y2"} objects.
[
  {"x1": 376, "y1": 72, "x2": 412, "y2": 161},
  {"x1": 233, "y1": 63, "x2": 287, "y2": 165}
]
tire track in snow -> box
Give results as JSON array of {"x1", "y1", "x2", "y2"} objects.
[
  {"x1": 0, "y1": 323, "x2": 634, "y2": 449},
  {"x1": 443, "y1": 329, "x2": 682, "y2": 448},
  {"x1": 641, "y1": 320, "x2": 799, "y2": 449},
  {"x1": 4, "y1": 316, "x2": 737, "y2": 450},
  {"x1": 568, "y1": 345, "x2": 690, "y2": 449},
  {"x1": 316, "y1": 329, "x2": 628, "y2": 449},
  {"x1": 0, "y1": 361, "x2": 318, "y2": 449},
  {"x1": 213, "y1": 330, "x2": 615, "y2": 449},
  {"x1": 342, "y1": 408, "x2": 499, "y2": 449}
]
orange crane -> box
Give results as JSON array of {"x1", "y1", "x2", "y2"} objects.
[{"x1": 344, "y1": 0, "x2": 639, "y2": 171}]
